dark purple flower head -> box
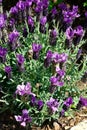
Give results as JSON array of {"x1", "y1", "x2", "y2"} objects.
[
  {"x1": 16, "y1": 54, "x2": 25, "y2": 64},
  {"x1": 85, "y1": 11, "x2": 87, "y2": 18},
  {"x1": 44, "y1": 50, "x2": 53, "y2": 68},
  {"x1": 51, "y1": 7, "x2": 58, "y2": 15},
  {"x1": 50, "y1": 29, "x2": 57, "y2": 38},
  {"x1": 8, "y1": 30, "x2": 20, "y2": 43},
  {"x1": 63, "y1": 97, "x2": 73, "y2": 110},
  {"x1": 40, "y1": 16, "x2": 47, "y2": 25},
  {"x1": 10, "y1": 6, "x2": 18, "y2": 14},
  {"x1": 23, "y1": 28, "x2": 28, "y2": 38},
  {"x1": 35, "y1": 2, "x2": 43, "y2": 13},
  {"x1": 0, "y1": 14, "x2": 6, "y2": 28},
  {"x1": 0, "y1": 46, "x2": 7, "y2": 58},
  {"x1": 79, "y1": 96, "x2": 87, "y2": 106},
  {"x1": 16, "y1": 0, "x2": 25, "y2": 11},
  {"x1": 65, "y1": 27, "x2": 74, "y2": 40},
  {"x1": 9, "y1": 18, "x2": 15, "y2": 27},
  {"x1": 46, "y1": 97, "x2": 59, "y2": 113},
  {"x1": 74, "y1": 26, "x2": 84, "y2": 36},
  {"x1": 15, "y1": 109, "x2": 32, "y2": 127},
  {"x1": 58, "y1": 3, "x2": 67, "y2": 10},
  {"x1": 36, "y1": 100, "x2": 44, "y2": 110},
  {"x1": 30, "y1": 95, "x2": 36, "y2": 106},
  {"x1": 5, "y1": 66, "x2": 12, "y2": 73},
  {"x1": 28, "y1": 16, "x2": 34, "y2": 27},
  {"x1": 32, "y1": 43, "x2": 42, "y2": 52}
]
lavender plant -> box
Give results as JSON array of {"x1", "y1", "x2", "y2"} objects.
[{"x1": 0, "y1": 0, "x2": 87, "y2": 128}]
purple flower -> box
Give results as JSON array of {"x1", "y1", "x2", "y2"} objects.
[
  {"x1": 35, "y1": 1, "x2": 43, "y2": 13},
  {"x1": 0, "y1": 46, "x2": 7, "y2": 63},
  {"x1": 74, "y1": 26, "x2": 84, "y2": 36},
  {"x1": 8, "y1": 30, "x2": 20, "y2": 51},
  {"x1": 0, "y1": 0, "x2": 2, "y2": 3},
  {"x1": 5, "y1": 66, "x2": 12, "y2": 79},
  {"x1": 25, "y1": 0, "x2": 33, "y2": 7},
  {"x1": 9, "y1": 18, "x2": 15, "y2": 27},
  {"x1": 32, "y1": 43, "x2": 42, "y2": 60},
  {"x1": 30, "y1": 95, "x2": 36, "y2": 106},
  {"x1": 44, "y1": 50, "x2": 53, "y2": 68},
  {"x1": 63, "y1": 97, "x2": 73, "y2": 110},
  {"x1": 5, "y1": 66, "x2": 12, "y2": 73},
  {"x1": 58, "y1": 3, "x2": 67, "y2": 10},
  {"x1": 46, "y1": 97, "x2": 59, "y2": 114},
  {"x1": 56, "y1": 68, "x2": 65, "y2": 78},
  {"x1": 15, "y1": 82, "x2": 35, "y2": 96},
  {"x1": 10, "y1": 6, "x2": 18, "y2": 14},
  {"x1": 49, "y1": 29, "x2": 57, "y2": 46},
  {"x1": 40, "y1": 16, "x2": 47, "y2": 26},
  {"x1": 62, "y1": 5, "x2": 80, "y2": 24},
  {"x1": 50, "y1": 76, "x2": 64, "y2": 87},
  {"x1": 15, "y1": 109, "x2": 32, "y2": 127},
  {"x1": 16, "y1": 54, "x2": 25, "y2": 64},
  {"x1": 16, "y1": 0, "x2": 25, "y2": 11},
  {"x1": 0, "y1": 14, "x2": 6, "y2": 28},
  {"x1": 65, "y1": 27, "x2": 74, "y2": 40},
  {"x1": 36, "y1": 100, "x2": 44, "y2": 110},
  {"x1": 28, "y1": 16, "x2": 34, "y2": 27},
  {"x1": 79, "y1": 96, "x2": 87, "y2": 106},
  {"x1": 85, "y1": 11, "x2": 87, "y2": 18}
]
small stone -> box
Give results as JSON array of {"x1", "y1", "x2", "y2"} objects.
[
  {"x1": 65, "y1": 126, "x2": 71, "y2": 130},
  {"x1": 53, "y1": 122, "x2": 60, "y2": 130}
]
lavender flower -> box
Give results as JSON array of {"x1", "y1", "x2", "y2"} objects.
[
  {"x1": 25, "y1": 0, "x2": 33, "y2": 8},
  {"x1": 65, "y1": 27, "x2": 74, "y2": 48},
  {"x1": 23, "y1": 28, "x2": 28, "y2": 38},
  {"x1": 10, "y1": 6, "x2": 18, "y2": 14},
  {"x1": 62, "y1": 5, "x2": 80, "y2": 28},
  {"x1": 46, "y1": 97, "x2": 59, "y2": 114},
  {"x1": 0, "y1": 14, "x2": 6, "y2": 28},
  {"x1": 16, "y1": 0, "x2": 25, "y2": 11},
  {"x1": 58, "y1": 3, "x2": 67, "y2": 10},
  {"x1": 28, "y1": 16, "x2": 34, "y2": 32},
  {"x1": 40, "y1": 16, "x2": 47, "y2": 26},
  {"x1": 65, "y1": 27, "x2": 74, "y2": 40},
  {"x1": 40, "y1": 16, "x2": 47, "y2": 33},
  {"x1": 78, "y1": 96, "x2": 87, "y2": 106},
  {"x1": 32, "y1": 43, "x2": 42, "y2": 60},
  {"x1": 15, "y1": 82, "x2": 34, "y2": 96},
  {"x1": 8, "y1": 30, "x2": 20, "y2": 51},
  {"x1": 0, "y1": 46, "x2": 7, "y2": 63},
  {"x1": 36, "y1": 100, "x2": 44, "y2": 110},
  {"x1": 15, "y1": 109, "x2": 32, "y2": 127},
  {"x1": 16, "y1": 54, "x2": 25, "y2": 72},
  {"x1": 44, "y1": 50, "x2": 53, "y2": 68},
  {"x1": 73, "y1": 26, "x2": 84, "y2": 45},
  {"x1": 5, "y1": 66, "x2": 12, "y2": 79},
  {"x1": 63, "y1": 97, "x2": 73, "y2": 111},
  {"x1": 49, "y1": 29, "x2": 57, "y2": 46}
]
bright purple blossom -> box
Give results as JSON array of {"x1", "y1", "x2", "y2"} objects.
[
  {"x1": 74, "y1": 26, "x2": 84, "y2": 36},
  {"x1": 15, "y1": 109, "x2": 32, "y2": 127},
  {"x1": 35, "y1": 1, "x2": 43, "y2": 13},
  {"x1": 62, "y1": 5, "x2": 80, "y2": 24},
  {"x1": 16, "y1": 0, "x2": 25, "y2": 11},
  {"x1": 50, "y1": 76, "x2": 64, "y2": 87},
  {"x1": 15, "y1": 82, "x2": 34, "y2": 96},
  {"x1": 28, "y1": 16, "x2": 34, "y2": 27},
  {"x1": 10, "y1": 6, "x2": 18, "y2": 14},
  {"x1": 36, "y1": 100, "x2": 44, "y2": 110},
  {"x1": 9, "y1": 30, "x2": 19, "y2": 43},
  {"x1": 46, "y1": 97, "x2": 59, "y2": 114},
  {"x1": 0, "y1": 14, "x2": 6, "y2": 28},
  {"x1": 65, "y1": 27, "x2": 74, "y2": 40},
  {"x1": 25, "y1": 0, "x2": 33, "y2": 7},
  {"x1": 40, "y1": 16, "x2": 47, "y2": 25}
]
